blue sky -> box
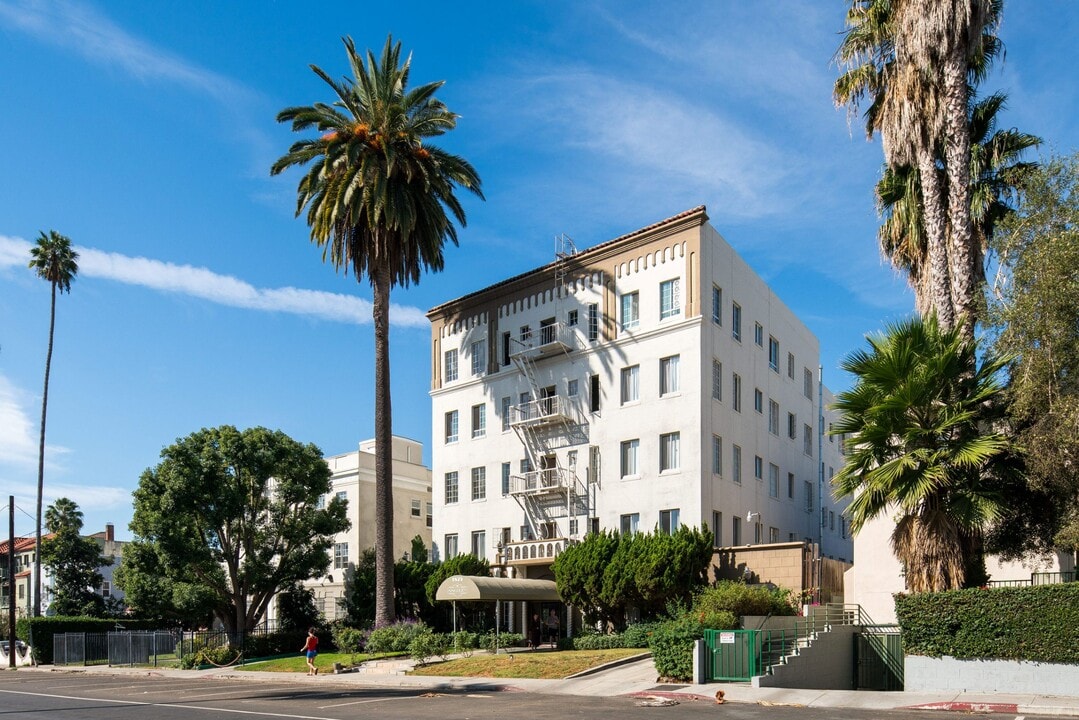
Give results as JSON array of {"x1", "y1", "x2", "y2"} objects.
[{"x1": 1, "y1": 1, "x2": 1076, "y2": 540}]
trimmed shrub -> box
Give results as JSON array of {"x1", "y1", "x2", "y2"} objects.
[
  {"x1": 567, "y1": 633, "x2": 626, "y2": 650},
  {"x1": 623, "y1": 621, "x2": 662, "y2": 648},
  {"x1": 409, "y1": 630, "x2": 449, "y2": 665},
  {"x1": 482, "y1": 631, "x2": 523, "y2": 651},
  {"x1": 896, "y1": 584, "x2": 1079, "y2": 663},
  {"x1": 331, "y1": 625, "x2": 367, "y2": 655},
  {"x1": 366, "y1": 620, "x2": 428, "y2": 653},
  {"x1": 694, "y1": 581, "x2": 796, "y2": 621},
  {"x1": 450, "y1": 630, "x2": 480, "y2": 656},
  {"x1": 649, "y1": 616, "x2": 703, "y2": 681}
]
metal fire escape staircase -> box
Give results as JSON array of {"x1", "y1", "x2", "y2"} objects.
[{"x1": 506, "y1": 234, "x2": 590, "y2": 541}]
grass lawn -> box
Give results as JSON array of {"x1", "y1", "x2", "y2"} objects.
[
  {"x1": 408, "y1": 648, "x2": 647, "y2": 679},
  {"x1": 235, "y1": 652, "x2": 403, "y2": 673}
]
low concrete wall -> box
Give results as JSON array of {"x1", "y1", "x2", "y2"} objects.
[{"x1": 906, "y1": 655, "x2": 1079, "y2": 696}]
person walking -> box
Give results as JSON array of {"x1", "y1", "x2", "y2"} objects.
[
  {"x1": 301, "y1": 627, "x2": 319, "y2": 675},
  {"x1": 528, "y1": 613, "x2": 542, "y2": 650},
  {"x1": 546, "y1": 609, "x2": 560, "y2": 648}
]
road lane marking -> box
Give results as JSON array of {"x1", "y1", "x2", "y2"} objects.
[{"x1": 0, "y1": 687, "x2": 338, "y2": 720}]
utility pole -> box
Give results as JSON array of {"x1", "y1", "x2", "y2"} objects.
[{"x1": 8, "y1": 496, "x2": 15, "y2": 668}]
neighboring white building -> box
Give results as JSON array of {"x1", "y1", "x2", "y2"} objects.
[
  {"x1": 296, "y1": 436, "x2": 432, "y2": 622},
  {"x1": 426, "y1": 207, "x2": 852, "y2": 628}
]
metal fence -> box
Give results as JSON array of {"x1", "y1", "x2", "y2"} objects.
[{"x1": 54, "y1": 627, "x2": 306, "y2": 667}]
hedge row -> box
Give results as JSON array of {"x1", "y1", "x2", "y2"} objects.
[
  {"x1": 16, "y1": 616, "x2": 160, "y2": 665},
  {"x1": 895, "y1": 584, "x2": 1079, "y2": 664}
]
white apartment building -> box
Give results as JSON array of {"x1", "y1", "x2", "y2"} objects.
[
  {"x1": 296, "y1": 436, "x2": 432, "y2": 622},
  {"x1": 427, "y1": 207, "x2": 852, "y2": 619}
]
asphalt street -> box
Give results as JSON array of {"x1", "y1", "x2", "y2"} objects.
[{"x1": 0, "y1": 671, "x2": 1067, "y2": 720}]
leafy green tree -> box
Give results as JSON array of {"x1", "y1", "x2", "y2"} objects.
[
  {"x1": 272, "y1": 35, "x2": 483, "y2": 627},
  {"x1": 988, "y1": 153, "x2": 1079, "y2": 555},
  {"x1": 832, "y1": 314, "x2": 1013, "y2": 591},
  {"x1": 40, "y1": 497, "x2": 111, "y2": 617},
  {"x1": 409, "y1": 535, "x2": 428, "y2": 563},
  {"x1": 276, "y1": 582, "x2": 323, "y2": 632},
  {"x1": 114, "y1": 542, "x2": 218, "y2": 626},
  {"x1": 554, "y1": 526, "x2": 713, "y2": 628},
  {"x1": 120, "y1": 426, "x2": 349, "y2": 632},
  {"x1": 28, "y1": 230, "x2": 78, "y2": 617}
]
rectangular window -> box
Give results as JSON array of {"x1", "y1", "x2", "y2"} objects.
[
  {"x1": 755, "y1": 322, "x2": 764, "y2": 347},
  {"x1": 787, "y1": 352, "x2": 795, "y2": 379},
  {"x1": 830, "y1": 510, "x2": 836, "y2": 531},
  {"x1": 411, "y1": 499, "x2": 421, "y2": 518},
  {"x1": 590, "y1": 374, "x2": 601, "y2": 412},
  {"x1": 336, "y1": 490, "x2": 347, "y2": 503},
  {"x1": 732, "y1": 516, "x2": 742, "y2": 545},
  {"x1": 426, "y1": 502, "x2": 433, "y2": 528},
  {"x1": 521, "y1": 457, "x2": 532, "y2": 474},
  {"x1": 768, "y1": 400, "x2": 779, "y2": 435},
  {"x1": 471, "y1": 531, "x2": 486, "y2": 559},
  {"x1": 754, "y1": 455, "x2": 763, "y2": 481},
  {"x1": 444, "y1": 348, "x2": 458, "y2": 382},
  {"x1": 804, "y1": 424, "x2": 814, "y2": 456},
  {"x1": 788, "y1": 472, "x2": 795, "y2": 499},
  {"x1": 754, "y1": 388, "x2": 763, "y2": 413},
  {"x1": 732, "y1": 303, "x2": 742, "y2": 341},
  {"x1": 770, "y1": 527, "x2": 779, "y2": 544},
  {"x1": 788, "y1": 412, "x2": 797, "y2": 440},
  {"x1": 471, "y1": 467, "x2": 486, "y2": 501},
  {"x1": 101, "y1": 580, "x2": 111, "y2": 598},
  {"x1": 620, "y1": 365, "x2": 640, "y2": 404},
  {"x1": 620, "y1": 292, "x2": 639, "y2": 330},
  {"x1": 659, "y1": 508, "x2": 680, "y2": 535},
  {"x1": 712, "y1": 511, "x2": 722, "y2": 547},
  {"x1": 520, "y1": 525, "x2": 534, "y2": 541},
  {"x1": 712, "y1": 435, "x2": 723, "y2": 476},
  {"x1": 660, "y1": 355, "x2": 680, "y2": 395},
  {"x1": 501, "y1": 462, "x2": 511, "y2": 495},
  {"x1": 502, "y1": 331, "x2": 511, "y2": 366},
  {"x1": 588, "y1": 303, "x2": 599, "y2": 341},
  {"x1": 471, "y1": 340, "x2": 486, "y2": 376},
  {"x1": 567, "y1": 309, "x2": 578, "y2": 326},
  {"x1": 471, "y1": 403, "x2": 486, "y2": 438},
  {"x1": 755, "y1": 522, "x2": 763, "y2": 544},
  {"x1": 660, "y1": 432, "x2": 680, "y2": 472},
  {"x1": 712, "y1": 359, "x2": 723, "y2": 401},
  {"x1": 804, "y1": 367, "x2": 813, "y2": 399},
  {"x1": 660, "y1": 278, "x2": 681, "y2": 319},
  {"x1": 568, "y1": 378, "x2": 579, "y2": 397},
  {"x1": 445, "y1": 471, "x2": 459, "y2": 504},
  {"x1": 620, "y1": 513, "x2": 640, "y2": 535},
  {"x1": 805, "y1": 481, "x2": 814, "y2": 512},
  {"x1": 712, "y1": 285, "x2": 722, "y2": 324},
  {"x1": 520, "y1": 324, "x2": 531, "y2": 343},
  {"x1": 733, "y1": 445, "x2": 742, "y2": 484},
  {"x1": 732, "y1": 373, "x2": 742, "y2": 412},
  {"x1": 569, "y1": 518, "x2": 579, "y2": 536},
  {"x1": 620, "y1": 439, "x2": 639, "y2": 478},
  {"x1": 445, "y1": 410, "x2": 459, "y2": 443},
  {"x1": 769, "y1": 463, "x2": 779, "y2": 498},
  {"x1": 501, "y1": 396, "x2": 511, "y2": 431},
  {"x1": 334, "y1": 542, "x2": 349, "y2": 569},
  {"x1": 768, "y1": 337, "x2": 779, "y2": 372},
  {"x1": 841, "y1": 517, "x2": 848, "y2": 539}
]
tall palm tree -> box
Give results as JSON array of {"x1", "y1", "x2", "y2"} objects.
[
  {"x1": 832, "y1": 314, "x2": 1011, "y2": 591},
  {"x1": 28, "y1": 230, "x2": 79, "y2": 617},
  {"x1": 44, "y1": 496, "x2": 83, "y2": 534},
  {"x1": 835, "y1": 0, "x2": 1001, "y2": 332},
  {"x1": 876, "y1": 91, "x2": 1040, "y2": 313},
  {"x1": 272, "y1": 36, "x2": 483, "y2": 627}
]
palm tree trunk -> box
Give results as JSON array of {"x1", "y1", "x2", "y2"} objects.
[
  {"x1": 34, "y1": 281, "x2": 57, "y2": 618},
  {"x1": 916, "y1": 151, "x2": 956, "y2": 329},
  {"x1": 372, "y1": 262, "x2": 395, "y2": 628},
  {"x1": 942, "y1": 50, "x2": 978, "y2": 341}
]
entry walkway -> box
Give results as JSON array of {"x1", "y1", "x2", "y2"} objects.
[{"x1": 21, "y1": 656, "x2": 1079, "y2": 716}]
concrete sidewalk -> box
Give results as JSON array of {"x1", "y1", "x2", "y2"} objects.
[{"x1": 18, "y1": 656, "x2": 1079, "y2": 716}]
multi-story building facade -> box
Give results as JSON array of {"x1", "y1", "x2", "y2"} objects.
[
  {"x1": 427, "y1": 207, "x2": 852, "y2": 626},
  {"x1": 296, "y1": 436, "x2": 432, "y2": 622}
]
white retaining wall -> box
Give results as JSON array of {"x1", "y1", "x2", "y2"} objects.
[{"x1": 906, "y1": 655, "x2": 1079, "y2": 696}]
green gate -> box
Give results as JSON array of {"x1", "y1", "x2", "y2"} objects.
[
  {"x1": 855, "y1": 625, "x2": 903, "y2": 691},
  {"x1": 704, "y1": 629, "x2": 759, "y2": 681}
]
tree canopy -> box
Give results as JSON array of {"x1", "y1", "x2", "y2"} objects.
[
  {"x1": 41, "y1": 497, "x2": 113, "y2": 618},
  {"x1": 552, "y1": 526, "x2": 714, "y2": 628},
  {"x1": 118, "y1": 426, "x2": 349, "y2": 631}
]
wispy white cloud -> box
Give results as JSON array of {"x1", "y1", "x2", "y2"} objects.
[
  {"x1": 0, "y1": 373, "x2": 70, "y2": 470},
  {"x1": 0, "y1": 235, "x2": 429, "y2": 328},
  {"x1": 0, "y1": 0, "x2": 249, "y2": 103}
]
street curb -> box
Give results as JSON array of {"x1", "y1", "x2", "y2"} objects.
[
  {"x1": 564, "y1": 653, "x2": 652, "y2": 679},
  {"x1": 905, "y1": 702, "x2": 1019, "y2": 713}
]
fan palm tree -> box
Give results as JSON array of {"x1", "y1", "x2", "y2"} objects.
[
  {"x1": 44, "y1": 496, "x2": 83, "y2": 534},
  {"x1": 272, "y1": 36, "x2": 483, "y2": 627},
  {"x1": 28, "y1": 230, "x2": 79, "y2": 617},
  {"x1": 877, "y1": 91, "x2": 1040, "y2": 313},
  {"x1": 835, "y1": 0, "x2": 1001, "y2": 333},
  {"x1": 831, "y1": 314, "x2": 1011, "y2": 591}
]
